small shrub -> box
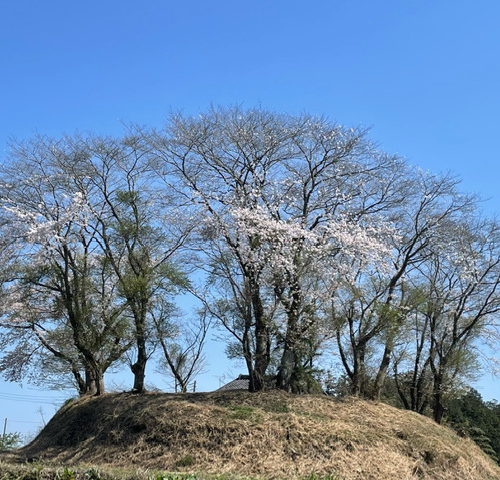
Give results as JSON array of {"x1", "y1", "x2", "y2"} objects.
[
  {"x1": 0, "y1": 432, "x2": 22, "y2": 450},
  {"x1": 57, "y1": 467, "x2": 77, "y2": 480},
  {"x1": 83, "y1": 467, "x2": 103, "y2": 480}
]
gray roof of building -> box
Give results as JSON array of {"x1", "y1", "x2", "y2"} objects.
[{"x1": 216, "y1": 375, "x2": 250, "y2": 391}]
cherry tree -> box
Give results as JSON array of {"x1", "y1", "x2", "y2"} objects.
[
  {"x1": 332, "y1": 171, "x2": 477, "y2": 397},
  {"x1": 417, "y1": 218, "x2": 500, "y2": 423},
  {"x1": 151, "y1": 107, "x2": 405, "y2": 392},
  {"x1": 0, "y1": 134, "x2": 192, "y2": 395},
  {"x1": 58, "y1": 134, "x2": 192, "y2": 393},
  {"x1": 0, "y1": 106, "x2": 496, "y2": 411},
  {"x1": 152, "y1": 108, "x2": 298, "y2": 391},
  {"x1": 0, "y1": 139, "x2": 132, "y2": 394}
]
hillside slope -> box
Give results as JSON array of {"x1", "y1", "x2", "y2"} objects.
[{"x1": 16, "y1": 391, "x2": 500, "y2": 480}]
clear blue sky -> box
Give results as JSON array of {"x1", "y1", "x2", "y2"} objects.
[{"x1": 1, "y1": 0, "x2": 499, "y2": 439}]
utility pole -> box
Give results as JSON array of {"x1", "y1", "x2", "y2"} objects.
[{"x1": 2, "y1": 418, "x2": 6, "y2": 444}]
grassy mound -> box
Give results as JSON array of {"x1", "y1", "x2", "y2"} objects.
[{"x1": 11, "y1": 390, "x2": 500, "y2": 480}]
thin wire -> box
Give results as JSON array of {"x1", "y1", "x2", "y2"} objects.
[
  {"x1": 9, "y1": 419, "x2": 40, "y2": 424},
  {"x1": 0, "y1": 391, "x2": 68, "y2": 400},
  {"x1": 0, "y1": 395, "x2": 66, "y2": 405}
]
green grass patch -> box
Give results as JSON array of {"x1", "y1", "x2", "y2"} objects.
[
  {"x1": 261, "y1": 402, "x2": 289, "y2": 414},
  {"x1": 300, "y1": 474, "x2": 345, "y2": 480},
  {"x1": 173, "y1": 456, "x2": 196, "y2": 469},
  {"x1": 225, "y1": 406, "x2": 261, "y2": 422},
  {"x1": 295, "y1": 410, "x2": 329, "y2": 421}
]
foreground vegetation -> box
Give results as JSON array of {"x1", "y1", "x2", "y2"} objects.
[
  {"x1": 0, "y1": 461, "x2": 273, "y2": 480},
  {"x1": 0, "y1": 462, "x2": 354, "y2": 480}
]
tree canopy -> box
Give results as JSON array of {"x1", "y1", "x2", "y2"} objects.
[{"x1": 0, "y1": 108, "x2": 498, "y2": 439}]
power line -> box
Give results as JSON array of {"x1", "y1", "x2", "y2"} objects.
[
  {"x1": 0, "y1": 392, "x2": 67, "y2": 401},
  {"x1": 9, "y1": 419, "x2": 40, "y2": 424},
  {"x1": 0, "y1": 391, "x2": 68, "y2": 401},
  {"x1": 0, "y1": 398, "x2": 60, "y2": 405},
  {"x1": 0, "y1": 393, "x2": 67, "y2": 405}
]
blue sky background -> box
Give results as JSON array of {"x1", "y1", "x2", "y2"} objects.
[{"x1": 1, "y1": 0, "x2": 500, "y2": 439}]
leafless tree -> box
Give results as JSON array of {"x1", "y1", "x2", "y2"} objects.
[{"x1": 153, "y1": 301, "x2": 210, "y2": 393}]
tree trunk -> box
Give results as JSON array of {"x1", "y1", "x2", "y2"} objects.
[
  {"x1": 276, "y1": 304, "x2": 299, "y2": 391},
  {"x1": 371, "y1": 337, "x2": 394, "y2": 400},
  {"x1": 432, "y1": 373, "x2": 445, "y2": 424},
  {"x1": 350, "y1": 347, "x2": 367, "y2": 396},
  {"x1": 277, "y1": 343, "x2": 319, "y2": 393},
  {"x1": 249, "y1": 283, "x2": 270, "y2": 392},
  {"x1": 276, "y1": 280, "x2": 304, "y2": 392},
  {"x1": 276, "y1": 347, "x2": 296, "y2": 391},
  {"x1": 131, "y1": 353, "x2": 147, "y2": 393},
  {"x1": 242, "y1": 332, "x2": 257, "y2": 392},
  {"x1": 253, "y1": 332, "x2": 270, "y2": 390},
  {"x1": 83, "y1": 365, "x2": 105, "y2": 396},
  {"x1": 351, "y1": 370, "x2": 364, "y2": 396},
  {"x1": 393, "y1": 370, "x2": 411, "y2": 410},
  {"x1": 131, "y1": 304, "x2": 148, "y2": 393},
  {"x1": 413, "y1": 358, "x2": 431, "y2": 413}
]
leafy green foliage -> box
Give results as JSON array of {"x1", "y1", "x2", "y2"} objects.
[
  {"x1": 57, "y1": 467, "x2": 77, "y2": 480},
  {"x1": 0, "y1": 431, "x2": 21, "y2": 450},
  {"x1": 82, "y1": 468, "x2": 102, "y2": 480},
  {"x1": 446, "y1": 388, "x2": 500, "y2": 464}
]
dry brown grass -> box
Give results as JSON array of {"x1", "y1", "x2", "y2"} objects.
[{"x1": 10, "y1": 390, "x2": 500, "y2": 480}]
